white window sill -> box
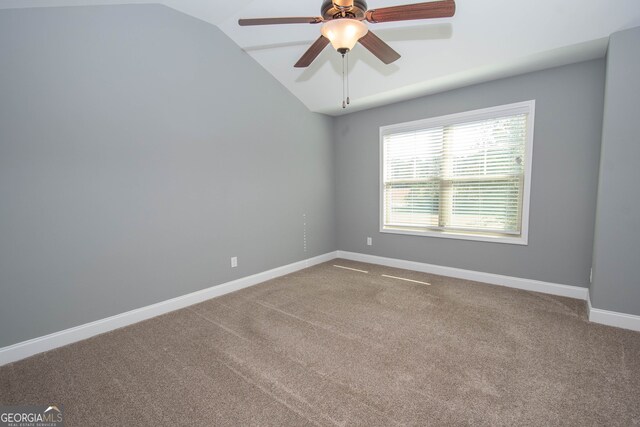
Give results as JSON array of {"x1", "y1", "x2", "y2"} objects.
[{"x1": 380, "y1": 227, "x2": 529, "y2": 245}]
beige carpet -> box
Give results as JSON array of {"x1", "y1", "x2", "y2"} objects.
[{"x1": 1, "y1": 259, "x2": 639, "y2": 426}]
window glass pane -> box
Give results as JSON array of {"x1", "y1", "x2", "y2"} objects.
[
  {"x1": 385, "y1": 181, "x2": 440, "y2": 228},
  {"x1": 446, "y1": 115, "x2": 526, "y2": 178},
  {"x1": 383, "y1": 128, "x2": 443, "y2": 181},
  {"x1": 448, "y1": 179, "x2": 521, "y2": 233}
]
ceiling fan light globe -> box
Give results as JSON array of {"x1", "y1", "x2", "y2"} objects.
[{"x1": 320, "y1": 19, "x2": 368, "y2": 52}]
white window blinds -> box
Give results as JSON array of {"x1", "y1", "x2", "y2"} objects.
[{"x1": 381, "y1": 101, "x2": 534, "y2": 244}]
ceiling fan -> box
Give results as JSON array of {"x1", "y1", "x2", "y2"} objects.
[{"x1": 238, "y1": 0, "x2": 456, "y2": 68}]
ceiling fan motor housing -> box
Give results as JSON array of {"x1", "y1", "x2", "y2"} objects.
[{"x1": 322, "y1": 0, "x2": 368, "y2": 20}]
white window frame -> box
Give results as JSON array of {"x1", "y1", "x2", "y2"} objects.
[{"x1": 379, "y1": 100, "x2": 535, "y2": 245}]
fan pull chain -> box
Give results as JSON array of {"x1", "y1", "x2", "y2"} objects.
[
  {"x1": 341, "y1": 52, "x2": 351, "y2": 109},
  {"x1": 346, "y1": 52, "x2": 350, "y2": 105},
  {"x1": 342, "y1": 53, "x2": 346, "y2": 109}
]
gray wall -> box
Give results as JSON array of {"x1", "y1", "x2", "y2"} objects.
[
  {"x1": 334, "y1": 60, "x2": 605, "y2": 287},
  {"x1": 0, "y1": 5, "x2": 336, "y2": 347},
  {"x1": 591, "y1": 26, "x2": 640, "y2": 316}
]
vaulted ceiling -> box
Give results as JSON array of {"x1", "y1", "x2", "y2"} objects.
[{"x1": 3, "y1": 0, "x2": 640, "y2": 115}]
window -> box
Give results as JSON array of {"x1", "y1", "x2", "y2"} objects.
[{"x1": 380, "y1": 101, "x2": 535, "y2": 245}]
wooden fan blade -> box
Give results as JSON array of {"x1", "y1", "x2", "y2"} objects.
[
  {"x1": 238, "y1": 17, "x2": 323, "y2": 26},
  {"x1": 366, "y1": 0, "x2": 455, "y2": 23},
  {"x1": 294, "y1": 36, "x2": 331, "y2": 68},
  {"x1": 358, "y1": 31, "x2": 401, "y2": 64}
]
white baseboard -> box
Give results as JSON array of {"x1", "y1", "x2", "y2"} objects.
[
  {"x1": 587, "y1": 295, "x2": 640, "y2": 332},
  {"x1": 339, "y1": 251, "x2": 640, "y2": 332},
  {"x1": 0, "y1": 251, "x2": 339, "y2": 367},
  {"x1": 4, "y1": 250, "x2": 637, "y2": 366},
  {"x1": 337, "y1": 251, "x2": 589, "y2": 300}
]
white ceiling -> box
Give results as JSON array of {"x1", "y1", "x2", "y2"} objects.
[{"x1": 3, "y1": 0, "x2": 640, "y2": 116}]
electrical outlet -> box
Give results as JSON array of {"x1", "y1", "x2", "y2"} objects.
[
  {"x1": 231, "y1": 257, "x2": 238, "y2": 268},
  {"x1": 367, "y1": 237, "x2": 372, "y2": 246}
]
